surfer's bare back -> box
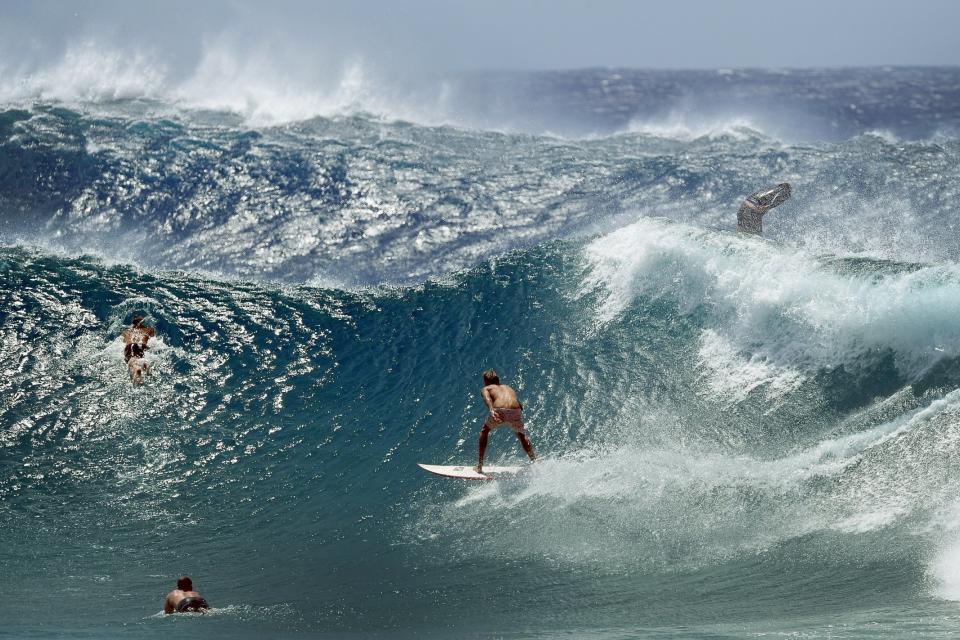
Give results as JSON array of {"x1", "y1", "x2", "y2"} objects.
[
  {"x1": 476, "y1": 369, "x2": 535, "y2": 474},
  {"x1": 737, "y1": 183, "x2": 792, "y2": 234}
]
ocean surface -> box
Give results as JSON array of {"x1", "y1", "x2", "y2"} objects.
[{"x1": 4, "y1": 66, "x2": 960, "y2": 638}]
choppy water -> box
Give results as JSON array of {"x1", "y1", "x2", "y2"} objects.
[{"x1": 4, "y1": 66, "x2": 960, "y2": 639}]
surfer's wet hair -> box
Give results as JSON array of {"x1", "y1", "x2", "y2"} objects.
[
  {"x1": 177, "y1": 576, "x2": 193, "y2": 591},
  {"x1": 483, "y1": 369, "x2": 500, "y2": 385},
  {"x1": 131, "y1": 315, "x2": 144, "y2": 326}
]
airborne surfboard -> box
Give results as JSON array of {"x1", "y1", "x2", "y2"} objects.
[{"x1": 418, "y1": 463, "x2": 523, "y2": 480}]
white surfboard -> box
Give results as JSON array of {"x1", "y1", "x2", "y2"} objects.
[{"x1": 418, "y1": 463, "x2": 523, "y2": 480}]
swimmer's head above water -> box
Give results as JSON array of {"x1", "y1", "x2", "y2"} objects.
[
  {"x1": 164, "y1": 575, "x2": 209, "y2": 614},
  {"x1": 737, "y1": 183, "x2": 792, "y2": 234}
]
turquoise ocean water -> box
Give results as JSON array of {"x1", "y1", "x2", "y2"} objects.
[{"x1": 4, "y1": 67, "x2": 960, "y2": 638}]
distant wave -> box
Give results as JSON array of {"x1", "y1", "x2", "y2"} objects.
[
  {"x1": 4, "y1": 42, "x2": 960, "y2": 140},
  {"x1": 0, "y1": 41, "x2": 456, "y2": 127},
  {"x1": 3, "y1": 101, "x2": 959, "y2": 288},
  {"x1": 622, "y1": 114, "x2": 769, "y2": 141}
]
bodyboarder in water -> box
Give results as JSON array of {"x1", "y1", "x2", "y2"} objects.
[
  {"x1": 122, "y1": 315, "x2": 156, "y2": 362},
  {"x1": 121, "y1": 315, "x2": 156, "y2": 385},
  {"x1": 737, "y1": 183, "x2": 792, "y2": 234},
  {"x1": 475, "y1": 369, "x2": 535, "y2": 474},
  {"x1": 127, "y1": 343, "x2": 151, "y2": 385},
  {"x1": 164, "y1": 576, "x2": 210, "y2": 614}
]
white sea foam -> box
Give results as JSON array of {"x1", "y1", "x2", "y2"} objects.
[
  {"x1": 696, "y1": 328, "x2": 805, "y2": 407},
  {"x1": 434, "y1": 388, "x2": 960, "y2": 569},
  {"x1": 932, "y1": 536, "x2": 960, "y2": 600},
  {"x1": 171, "y1": 42, "x2": 425, "y2": 126},
  {"x1": 0, "y1": 41, "x2": 167, "y2": 103},
  {"x1": 624, "y1": 113, "x2": 765, "y2": 140},
  {"x1": 929, "y1": 500, "x2": 960, "y2": 600},
  {"x1": 0, "y1": 39, "x2": 454, "y2": 127},
  {"x1": 582, "y1": 218, "x2": 960, "y2": 397}
]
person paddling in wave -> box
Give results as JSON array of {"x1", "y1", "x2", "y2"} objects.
[
  {"x1": 122, "y1": 315, "x2": 156, "y2": 385},
  {"x1": 122, "y1": 315, "x2": 156, "y2": 361},
  {"x1": 476, "y1": 369, "x2": 536, "y2": 474},
  {"x1": 127, "y1": 343, "x2": 151, "y2": 385},
  {"x1": 164, "y1": 575, "x2": 210, "y2": 614}
]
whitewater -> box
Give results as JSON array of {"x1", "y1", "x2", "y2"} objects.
[{"x1": 4, "y1": 61, "x2": 960, "y2": 639}]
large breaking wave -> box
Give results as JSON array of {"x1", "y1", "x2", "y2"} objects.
[{"x1": 4, "y1": 65, "x2": 960, "y2": 637}]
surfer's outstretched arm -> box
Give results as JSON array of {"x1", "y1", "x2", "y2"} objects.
[{"x1": 737, "y1": 182, "x2": 792, "y2": 234}]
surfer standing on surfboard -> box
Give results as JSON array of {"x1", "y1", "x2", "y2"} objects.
[{"x1": 476, "y1": 369, "x2": 535, "y2": 474}]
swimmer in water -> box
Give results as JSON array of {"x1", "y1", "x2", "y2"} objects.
[
  {"x1": 127, "y1": 343, "x2": 151, "y2": 386},
  {"x1": 122, "y1": 315, "x2": 156, "y2": 363},
  {"x1": 164, "y1": 576, "x2": 209, "y2": 614}
]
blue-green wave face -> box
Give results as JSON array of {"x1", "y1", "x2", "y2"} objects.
[{"x1": 4, "y1": 68, "x2": 960, "y2": 639}]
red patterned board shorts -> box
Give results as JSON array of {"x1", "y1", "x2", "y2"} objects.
[{"x1": 484, "y1": 407, "x2": 525, "y2": 433}]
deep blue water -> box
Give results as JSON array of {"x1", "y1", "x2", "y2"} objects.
[{"x1": 4, "y1": 67, "x2": 960, "y2": 638}]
